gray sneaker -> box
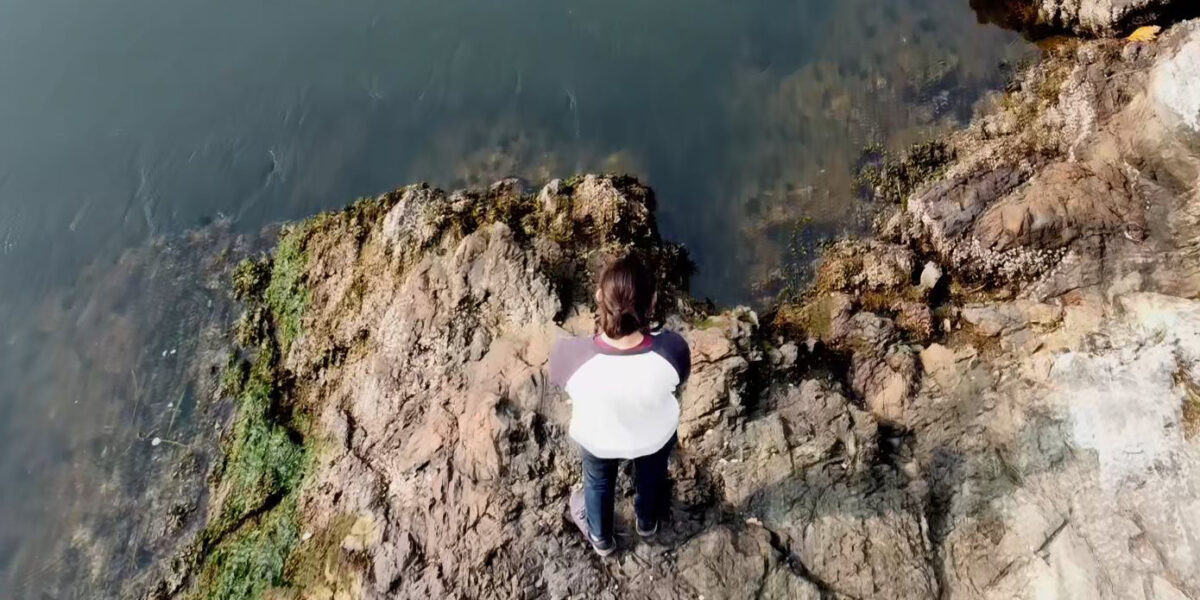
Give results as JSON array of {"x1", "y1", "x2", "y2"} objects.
[
  {"x1": 636, "y1": 517, "x2": 658, "y2": 538},
  {"x1": 568, "y1": 489, "x2": 615, "y2": 557}
]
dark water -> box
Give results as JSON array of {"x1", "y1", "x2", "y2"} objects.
[{"x1": 0, "y1": 0, "x2": 1029, "y2": 595}]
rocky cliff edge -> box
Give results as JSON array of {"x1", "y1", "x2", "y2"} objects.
[{"x1": 156, "y1": 16, "x2": 1200, "y2": 600}]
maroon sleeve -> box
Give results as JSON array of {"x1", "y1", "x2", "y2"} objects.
[
  {"x1": 653, "y1": 331, "x2": 691, "y2": 385},
  {"x1": 549, "y1": 337, "x2": 596, "y2": 388}
]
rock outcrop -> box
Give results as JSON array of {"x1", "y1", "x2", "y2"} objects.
[
  {"x1": 159, "y1": 172, "x2": 949, "y2": 600},
  {"x1": 972, "y1": 0, "x2": 1198, "y2": 36},
  {"x1": 153, "y1": 12, "x2": 1200, "y2": 600},
  {"x1": 791, "y1": 17, "x2": 1200, "y2": 599}
]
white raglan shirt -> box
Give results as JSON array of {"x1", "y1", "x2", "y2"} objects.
[{"x1": 549, "y1": 331, "x2": 691, "y2": 459}]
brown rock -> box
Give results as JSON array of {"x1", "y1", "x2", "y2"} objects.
[
  {"x1": 815, "y1": 240, "x2": 915, "y2": 294},
  {"x1": 895, "y1": 300, "x2": 935, "y2": 339},
  {"x1": 677, "y1": 526, "x2": 821, "y2": 600}
]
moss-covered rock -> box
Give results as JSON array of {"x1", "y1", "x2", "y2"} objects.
[{"x1": 856, "y1": 140, "x2": 955, "y2": 207}]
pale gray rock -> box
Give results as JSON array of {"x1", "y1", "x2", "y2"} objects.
[
  {"x1": 920, "y1": 260, "x2": 943, "y2": 291},
  {"x1": 1152, "y1": 26, "x2": 1200, "y2": 131}
]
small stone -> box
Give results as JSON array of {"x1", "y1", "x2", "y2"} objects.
[
  {"x1": 537, "y1": 179, "x2": 564, "y2": 212},
  {"x1": 919, "y1": 261, "x2": 942, "y2": 291},
  {"x1": 777, "y1": 342, "x2": 799, "y2": 368},
  {"x1": 895, "y1": 301, "x2": 933, "y2": 339},
  {"x1": 1122, "y1": 41, "x2": 1148, "y2": 62}
]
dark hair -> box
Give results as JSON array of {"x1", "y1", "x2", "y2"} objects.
[{"x1": 596, "y1": 254, "x2": 655, "y2": 338}]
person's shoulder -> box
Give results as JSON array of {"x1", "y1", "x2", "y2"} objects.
[
  {"x1": 552, "y1": 334, "x2": 593, "y2": 353},
  {"x1": 651, "y1": 329, "x2": 690, "y2": 381},
  {"x1": 652, "y1": 329, "x2": 689, "y2": 350},
  {"x1": 652, "y1": 329, "x2": 690, "y2": 359},
  {"x1": 550, "y1": 334, "x2": 596, "y2": 364},
  {"x1": 549, "y1": 334, "x2": 598, "y2": 387}
]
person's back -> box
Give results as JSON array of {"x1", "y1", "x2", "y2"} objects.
[
  {"x1": 549, "y1": 254, "x2": 690, "y2": 556},
  {"x1": 551, "y1": 330, "x2": 688, "y2": 459}
]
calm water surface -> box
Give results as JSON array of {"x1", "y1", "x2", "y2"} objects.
[{"x1": 0, "y1": 0, "x2": 1028, "y2": 595}]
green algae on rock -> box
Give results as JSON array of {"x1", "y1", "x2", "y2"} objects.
[
  {"x1": 184, "y1": 223, "x2": 320, "y2": 600},
  {"x1": 855, "y1": 140, "x2": 956, "y2": 208}
]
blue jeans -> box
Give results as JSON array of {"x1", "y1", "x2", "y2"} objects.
[{"x1": 579, "y1": 435, "x2": 676, "y2": 542}]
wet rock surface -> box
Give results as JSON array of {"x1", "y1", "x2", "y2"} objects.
[{"x1": 147, "y1": 14, "x2": 1200, "y2": 600}]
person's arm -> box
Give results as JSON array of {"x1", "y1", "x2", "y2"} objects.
[
  {"x1": 549, "y1": 341, "x2": 568, "y2": 388},
  {"x1": 549, "y1": 338, "x2": 593, "y2": 389},
  {"x1": 655, "y1": 332, "x2": 691, "y2": 388},
  {"x1": 679, "y1": 338, "x2": 691, "y2": 385},
  {"x1": 676, "y1": 336, "x2": 691, "y2": 386}
]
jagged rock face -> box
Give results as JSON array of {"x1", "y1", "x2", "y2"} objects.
[
  {"x1": 784, "y1": 19, "x2": 1200, "y2": 600},
  {"x1": 900, "y1": 21, "x2": 1200, "y2": 296},
  {"x1": 269, "y1": 121, "x2": 1200, "y2": 599},
  {"x1": 972, "y1": 0, "x2": 1193, "y2": 36},
  {"x1": 267, "y1": 176, "x2": 942, "y2": 599},
  {"x1": 912, "y1": 290, "x2": 1200, "y2": 600}
]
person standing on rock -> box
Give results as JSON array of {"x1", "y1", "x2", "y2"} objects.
[{"x1": 549, "y1": 254, "x2": 691, "y2": 556}]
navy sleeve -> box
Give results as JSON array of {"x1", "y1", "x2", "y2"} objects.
[
  {"x1": 549, "y1": 337, "x2": 595, "y2": 388},
  {"x1": 653, "y1": 331, "x2": 691, "y2": 385}
]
